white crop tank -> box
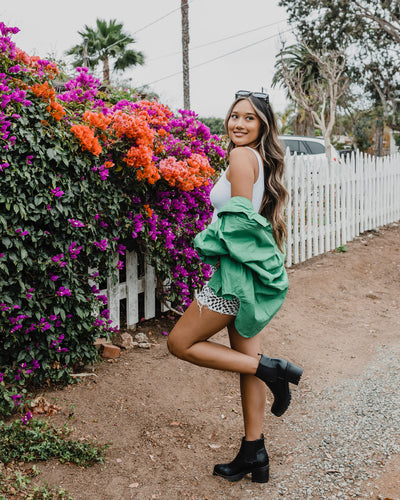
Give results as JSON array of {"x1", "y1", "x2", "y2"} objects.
[{"x1": 209, "y1": 147, "x2": 264, "y2": 223}]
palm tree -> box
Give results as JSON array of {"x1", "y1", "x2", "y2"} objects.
[
  {"x1": 272, "y1": 43, "x2": 320, "y2": 136},
  {"x1": 67, "y1": 19, "x2": 145, "y2": 85}
]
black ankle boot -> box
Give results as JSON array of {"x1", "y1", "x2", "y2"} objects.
[
  {"x1": 213, "y1": 436, "x2": 269, "y2": 483},
  {"x1": 255, "y1": 355, "x2": 303, "y2": 417}
]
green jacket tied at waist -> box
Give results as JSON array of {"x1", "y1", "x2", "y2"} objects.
[{"x1": 194, "y1": 196, "x2": 289, "y2": 338}]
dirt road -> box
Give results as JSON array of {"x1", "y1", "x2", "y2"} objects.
[{"x1": 34, "y1": 223, "x2": 400, "y2": 499}]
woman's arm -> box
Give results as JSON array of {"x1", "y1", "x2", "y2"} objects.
[{"x1": 226, "y1": 147, "x2": 258, "y2": 201}]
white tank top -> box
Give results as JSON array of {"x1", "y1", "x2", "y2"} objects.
[{"x1": 209, "y1": 147, "x2": 264, "y2": 223}]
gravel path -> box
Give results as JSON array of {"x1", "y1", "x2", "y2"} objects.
[{"x1": 271, "y1": 345, "x2": 400, "y2": 499}]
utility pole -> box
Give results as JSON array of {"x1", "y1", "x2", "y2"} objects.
[
  {"x1": 181, "y1": 0, "x2": 190, "y2": 109},
  {"x1": 83, "y1": 37, "x2": 89, "y2": 68}
]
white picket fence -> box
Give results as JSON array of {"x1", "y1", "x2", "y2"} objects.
[
  {"x1": 285, "y1": 151, "x2": 400, "y2": 266},
  {"x1": 103, "y1": 151, "x2": 400, "y2": 328}
]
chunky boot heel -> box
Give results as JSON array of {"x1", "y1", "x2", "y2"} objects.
[
  {"x1": 256, "y1": 355, "x2": 303, "y2": 417},
  {"x1": 287, "y1": 362, "x2": 303, "y2": 385},
  {"x1": 213, "y1": 436, "x2": 269, "y2": 483},
  {"x1": 251, "y1": 463, "x2": 270, "y2": 483}
]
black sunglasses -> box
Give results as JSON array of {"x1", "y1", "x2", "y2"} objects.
[{"x1": 235, "y1": 90, "x2": 269, "y2": 104}]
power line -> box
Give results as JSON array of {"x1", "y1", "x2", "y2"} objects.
[
  {"x1": 143, "y1": 27, "x2": 295, "y2": 87},
  {"x1": 149, "y1": 19, "x2": 287, "y2": 62},
  {"x1": 76, "y1": 2, "x2": 196, "y2": 62},
  {"x1": 132, "y1": 0, "x2": 195, "y2": 36}
]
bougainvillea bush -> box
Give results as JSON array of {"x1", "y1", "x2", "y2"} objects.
[{"x1": 0, "y1": 23, "x2": 226, "y2": 417}]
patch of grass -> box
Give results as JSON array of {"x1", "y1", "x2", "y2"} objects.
[
  {"x1": 335, "y1": 245, "x2": 348, "y2": 253},
  {"x1": 0, "y1": 418, "x2": 109, "y2": 467},
  {"x1": 0, "y1": 462, "x2": 73, "y2": 499}
]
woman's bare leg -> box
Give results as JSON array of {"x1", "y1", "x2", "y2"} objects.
[
  {"x1": 167, "y1": 299, "x2": 259, "y2": 375},
  {"x1": 228, "y1": 323, "x2": 267, "y2": 441}
]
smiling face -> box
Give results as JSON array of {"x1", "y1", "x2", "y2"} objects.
[{"x1": 227, "y1": 99, "x2": 262, "y2": 148}]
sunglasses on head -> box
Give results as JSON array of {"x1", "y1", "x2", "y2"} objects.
[{"x1": 235, "y1": 90, "x2": 269, "y2": 104}]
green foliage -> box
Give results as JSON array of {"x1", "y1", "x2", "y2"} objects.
[
  {"x1": 0, "y1": 462, "x2": 73, "y2": 499},
  {"x1": 66, "y1": 18, "x2": 144, "y2": 84},
  {"x1": 198, "y1": 117, "x2": 225, "y2": 136},
  {"x1": 0, "y1": 87, "x2": 128, "y2": 415},
  {"x1": 0, "y1": 418, "x2": 108, "y2": 466},
  {"x1": 335, "y1": 245, "x2": 348, "y2": 253},
  {"x1": 279, "y1": 0, "x2": 400, "y2": 130},
  {"x1": 1, "y1": 24, "x2": 223, "y2": 419},
  {"x1": 103, "y1": 85, "x2": 158, "y2": 105}
]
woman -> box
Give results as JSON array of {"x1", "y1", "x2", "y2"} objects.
[{"x1": 167, "y1": 90, "x2": 303, "y2": 484}]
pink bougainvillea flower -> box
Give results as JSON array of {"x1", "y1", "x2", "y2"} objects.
[
  {"x1": 56, "y1": 286, "x2": 71, "y2": 297},
  {"x1": 51, "y1": 186, "x2": 64, "y2": 197},
  {"x1": 68, "y1": 218, "x2": 85, "y2": 227},
  {"x1": 21, "y1": 411, "x2": 33, "y2": 425}
]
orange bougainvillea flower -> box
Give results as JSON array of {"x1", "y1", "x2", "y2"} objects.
[
  {"x1": 31, "y1": 81, "x2": 56, "y2": 102},
  {"x1": 31, "y1": 81, "x2": 66, "y2": 122},
  {"x1": 143, "y1": 204, "x2": 153, "y2": 218},
  {"x1": 104, "y1": 161, "x2": 114, "y2": 169},
  {"x1": 83, "y1": 111, "x2": 111, "y2": 131},
  {"x1": 46, "y1": 101, "x2": 66, "y2": 121},
  {"x1": 159, "y1": 154, "x2": 215, "y2": 191},
  {"x1": 70, "y1": 124, "x2": 102, "y2": 156}
]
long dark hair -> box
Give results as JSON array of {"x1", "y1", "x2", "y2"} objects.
[{"x1": 224, "y1": 96, "x2": 288, "y2": 252}]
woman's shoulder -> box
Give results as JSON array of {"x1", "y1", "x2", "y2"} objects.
[
  {"x1": 228, "y1": 146, "x2": 258, "y2": 162},
  {"x1": 227, "y1": 147, "x2": 259, "y2": 181}
]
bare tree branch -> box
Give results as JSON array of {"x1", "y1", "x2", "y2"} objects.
[{"x1": 278, "y1": 44, "x2": 349, "y2": 163}]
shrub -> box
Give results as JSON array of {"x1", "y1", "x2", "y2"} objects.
[{"x1": 0, "y1": 23, "x2": 226, "y2": 417}]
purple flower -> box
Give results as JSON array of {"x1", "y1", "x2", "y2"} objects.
[
  {"x1": 117, "y1": 244, "x2": 126, "y2": 255},
  {"x1": 21, "y1": 411, "x2": 33, "y2": 425},
  {"x1": 11, "y1": 394, "x2": 22, "y2": 406},
  {"x1": 96, "y1": 294, "x2": 108, "y2": 305},
  {"x1": 0, "y1": 372, "x2": 4, "y2": 382},
  {"x1": 51, "y1": 253, "x2": 64, "y2": 262},
  {"x1": 93, "y1": 239, "x2": 107, "y2": 251},
  {"x1": 26, "y1": 155, "x2": 33, "y2": 164},
  {"x1": 68, "y1": 218, "x2": 85, "y2": 227},
  {"x1": 51, "y1": 187, "x2": 64, "y2": 198},
  {"x1": 69, "y1": 241, "x2": 82, "y2": 259},
  {"x1": 49, "y1": 274, "x2": 59, "y2": 281},
  {"x1": 117, "y1": 260, "x2": 124, "y2": 270},
  {"x1": 56, "y1": 286, "x2": 71, "y2": 297}
]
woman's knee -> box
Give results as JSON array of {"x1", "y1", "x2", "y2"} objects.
[{"x1": 166, "y1": 329, "x2": 186, "y2": 359}]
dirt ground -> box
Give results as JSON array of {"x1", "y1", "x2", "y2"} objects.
[{"x1": 23, "y1": 223, "x2": 400, "y2": 499}]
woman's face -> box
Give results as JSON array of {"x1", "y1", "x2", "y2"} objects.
[{"x1": 227, "y1": 99, "x2": 262, "y2": 148}]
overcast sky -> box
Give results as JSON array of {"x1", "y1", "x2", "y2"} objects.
[{"x1": 1, "y1": 0, "x2": 296, "y2": 118}]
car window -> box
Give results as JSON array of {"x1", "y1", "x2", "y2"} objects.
[
  {"x1": 306, "y1": 141, "x2": 325, "y2": 154},
  {"x1": 282, "y1": 139, "x2": 309, "y2": 155}
]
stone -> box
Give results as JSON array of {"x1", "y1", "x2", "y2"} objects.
[
  {"x1": 102, "y1": 344, "x2": 120, "y2": 358},
  {"x1": 134, "y1": 332, "x2": 148, "y2": 343},
  {"x1": 94, "y1": 337, "x2": 109, "y2": 350},
  {"x1": 112, "y1": 332, "x2": 134, "y2": 349},
  {"x1": 138, "y1": 342, "x2": 151, "y2": 349}
]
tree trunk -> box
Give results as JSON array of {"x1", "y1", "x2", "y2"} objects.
[
  {"x1": 181, "y1": 0, "x2": 190, "y2": 109},
  {"x1": 103, "y1": 54, "x2": 110, "y2": 85}
]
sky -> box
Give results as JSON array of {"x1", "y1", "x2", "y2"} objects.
[{"x1": 1, "y1": 0, "x2": 296, "y2": 118}]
